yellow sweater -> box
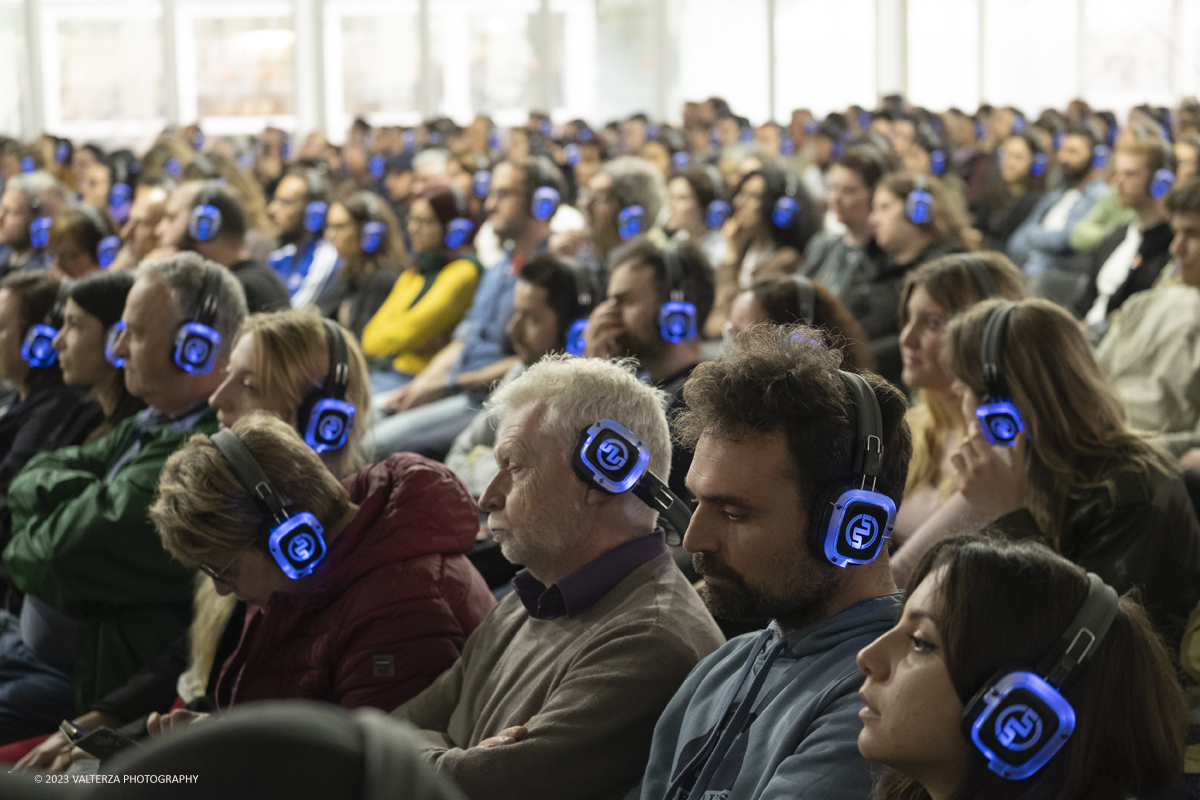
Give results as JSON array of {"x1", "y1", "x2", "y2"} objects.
[{"x1": 361, "y1": 257, "x2": 481, "y2": 375}]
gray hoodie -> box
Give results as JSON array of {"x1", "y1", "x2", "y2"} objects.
[{"x1": 640, "y1": 593, "x2": 903, "y2": 800}]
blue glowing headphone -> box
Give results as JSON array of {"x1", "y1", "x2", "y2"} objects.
[
  {"x1": 20, "y1": 155, "x2": 35, "y2": 174},
  {"x1": 808, "y1": 371, "x2": 898, "y2": 568},
  {"x1": 930, "y1": 149, "x2": 947, "y2": 176},
  {"x1": 297, "y1": 320, "x2": 356, "y2": 455},
  {"x1": 211, "y1": 428, "x2": 328, "y2": 581},
  {"x1": 1149, "y1": 140, "x2": 1177, "y2": 200},
  {"x1": 772, "y1": 171, "x2": 802, "y2": 229},
  {"x1": 962, "y1": 573, "x2": 1118, "y2": 780},
  {"x1": 564, "y1": 143, "x2": 582, "y2": 167},
  {"x1": 20, "y1": 181, "x2": 52, "y2": 250},
  {"x1": 905, "y1": 174, "x2": 934, "y2": 225},
  {"x1": 173, "y1": 265, "x2": 224, "y2": 374},
  {"x1": 617, "y1": 204, "x2": 646, "y2": 241},
  {"x1": 358, "y1": 193, "x2": 387, "y2": 254},
  {"x1": 473, "y1": 170, "x2": 492, "y2": 200},
  {"x1": 443, "y1": 186, "x2": 475, "y2": 250},
  {"x1": 368, "y1": 154, "x2": 385, "y2": 182},
  {"x1": 77, "y1": 203, "x2": 121, "y2": 268},
  {"x1": 1092, "y1": 144, "x2": 1111, "y2": 170},
  {"x1": 572, "y1": 418, "x2": 691, "y2": 545},
  {"x1": 106, "y1": 320, "x2": 126, "y2": 368},
  {"x1": 297, "y1": 167, "x2": 329, "y2": 234},
  {"x1": 659, "y1": 243, "x2": 697, "y2": 344},
  {"x1": 188, "y1": 183, "x2": 223, "y2": 242},
  {"x1": 672, "y1": 151, "x2": 691, "y2": 169},
  {"x1": 530, "y1": 157, "x2": 562, "y2": 221},
  {"x1": 20, "y1": 295, "x2": 65, "y2": 369},
  {"x1": 975, "y1": 302, "x2": 1026, "y2": 446},
  {"x1": 705, "y1": 200, "x2": 731, "y2": 230}
]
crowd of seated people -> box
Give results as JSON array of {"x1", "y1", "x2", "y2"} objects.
[{"x1": 0, "y1": 92, "x2": 1197, "y2": 800}]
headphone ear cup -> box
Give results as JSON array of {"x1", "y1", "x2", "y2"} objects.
[
  {"x1": 659, "y1": 301, "x2": 697, "y2": 343},
  {"x1": 1150, "y1": 168, "x2": 1176, "y2": 200},
  {"x1": 905, "y1": 189, "x2": 933, "y2": 224},
  {"x1": 531, "y1": 186, "x2": 560, "y2": 221},
  {"x1": 808, "y1": 484, "x2": 896, "y2": 568}
]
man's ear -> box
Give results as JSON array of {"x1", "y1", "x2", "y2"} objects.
[{"x1": 583, "y1": 485, "x2": 619, "y2": 508}]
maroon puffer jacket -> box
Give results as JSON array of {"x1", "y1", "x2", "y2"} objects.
[{"x1": 214, "y1": 453, "x2": 495, "y2": 711}]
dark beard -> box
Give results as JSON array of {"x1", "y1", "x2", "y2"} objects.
[
  {"x1": 1062, "y1": 160, "x2": 1092, "y2": 187},
  {"x1": 693, "y1": 550, "x2": 839, "y2": 631}
]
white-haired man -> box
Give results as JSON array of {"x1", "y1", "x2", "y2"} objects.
[
  {"x1": 0, "y1": 172, "x2": 72, "y2": 276},
  {"x1": 390, "y1": 355, "x2": 724, "y2": 800}
]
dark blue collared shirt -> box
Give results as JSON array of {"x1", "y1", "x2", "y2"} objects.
[{"x1": 512, "y1": 534, "x2": 667, "y2": 620}]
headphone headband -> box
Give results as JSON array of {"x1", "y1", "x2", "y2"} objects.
[
  {"x1": 211, "y1": 428, "x2": 289, "y2": 526},
  {"x1": 981, "y1": 302, "x2": 1014, "y2": 400},
  {"x1": 195, "y1": 264, "x2": 223, "y2": 328},
  {"x1": 663, "y1": 243, "x2": 685, "y2": 303},
  {"x1": 963, "y1": 257, "x2": 998, "y2": 300},
  {"x1": 840, "y1": 371, "x2": 883, "y2": 481},
  {"x1": 792, "y1": 273, "x2": 816, "y2": 323},
  {"x1": 1037, "y1": 572, "x2": 1119, "y2": 688},
  {"x1": 321, "y1": 319, "x2": 350, "y2": 402}
]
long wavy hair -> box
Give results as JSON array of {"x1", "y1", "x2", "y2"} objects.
[{"x1": 942, "y1": 298, "x2": 1174, "y2": 538}]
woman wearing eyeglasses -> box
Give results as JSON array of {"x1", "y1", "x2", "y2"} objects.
[
  {"x1": 361, "y1": 187, "x2": 482, "y2": 396},
  {"x1": 857, "y1": 534, "x2": 1185, "y2": 800}
]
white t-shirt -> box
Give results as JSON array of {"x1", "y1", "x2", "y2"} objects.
[
  {"x1": 1086, "y1": 222, "x2": 1142, "y2": 324},
  {"x1": 1041, "y1": 188, "x2": 1083, "y2": 232}
]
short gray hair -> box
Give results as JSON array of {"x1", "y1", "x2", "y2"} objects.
[
  {"x1": 413, "y1": 149, "x2": 449, "y2": 174},
  {"x1": 7, "y1": 171, "x2": 72, "y2": 216},
  {"x1": 136, "y1": 251, "x2": 247, "y2": 357},
  {"x1": 485, "y1": 355, "x2": 672, "y2": 482},
  {"x1": 602, "y1": 157, "x2": 667, "y2": 231}
]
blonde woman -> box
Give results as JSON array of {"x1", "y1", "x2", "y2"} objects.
[
  {"x1": 890, "y1": 253, "x2": 1025, "y2": 583},
  {"x1": 13, "y1": 310, "x2": 375, "y2": 770}
]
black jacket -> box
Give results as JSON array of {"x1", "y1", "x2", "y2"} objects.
[
  {"x1": 1074, "y1": 222, "x2": 1173, "y2": 320},
  {"x1": 972, "y1": 190, "x2": 1042, "y2": 252},
  {"x1": 987, "y1": 462, "x2": 1200, "y2": 653},
  {"x1": 317, "y1": 267, "x2": 401, "y2": 340},
  {"x1": 230, "y1": 259, "x2": 291, "y2": 314},
  {"x1": 842, "y1": 239, "x2": 965, "y2": 387}
]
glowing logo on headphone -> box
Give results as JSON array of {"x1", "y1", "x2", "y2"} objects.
[
  {"x1": 996, "y1": 705, "x2": 1043, "y2": 751},
  {"x1": 845, "y1": 513, "x2": 880, "y2": 551},
  {"x1": 184, "y1": 338, "x2": 212, "y2": 366},
  {"x1": 989, "y1": 416, "x2": 1017, "y2": 441},
  {"x1": 318, "y1": 415, "x2": 345, "y2": 443},
  {"x1": 597, "y1": 439, "x2": 629, "y2": 472},
  {"x1": 288, "y1": 533, "x2": 315, "y2": 563}
]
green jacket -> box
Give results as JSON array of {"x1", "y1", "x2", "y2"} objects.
[{"x1": 3, "y1": 407, "x2": 216, "y2": 711}]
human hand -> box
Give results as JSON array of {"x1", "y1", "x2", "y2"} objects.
[
  {"x1": 950, "y1": 427, "x2": 1029, "y2": 521},
  {"x1": 721, "y1": 217, "x2": 745, "y2": 251},
  {"x1": 549, "y1": 230, "x2": 589, "y2": 258},
  {"x1": 146, "y1": 709, "x2": 209, "y2": 737},
  {"x1": 1180, "y1": 448, "x2": 1200, "y2": 472},
  {"x1": 15, "y1": 711, "x2": 120, "y2": 772},
  {"x1": 583, "y1": 300, "x2": 623, "y2": 360},
  {"x1": 475, "y1": 726, "x2": 528, "y2": 749}
]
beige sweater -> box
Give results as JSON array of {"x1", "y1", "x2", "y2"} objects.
[{"x1": 391, "y1": 551, "x2": 725, "y2": 800}]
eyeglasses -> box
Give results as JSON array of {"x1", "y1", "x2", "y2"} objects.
[{"x1": 198, "y1": 542, "x2": 253, "y2": 585}]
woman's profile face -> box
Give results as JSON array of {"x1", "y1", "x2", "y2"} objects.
[
  {"x1": 665, "y1": 177, "x2": 702, "y2": 234},
  {"x1": 52, "y1": 298, "x2": 115, "y2": 388},
  {"x1": 407, "y1": 198, "x2": 444, "y2": 253},
  {"x1": 856, "y1": 568, "x2": 973, "y2": 791},
  {"x1": 207, "y1": 333, "x2": 297, "y2": 431},
  {"x1": 1000, "y1": 136, "x2": 1034, "y2": 185},
  {"x1": 324, "y1": 202, "x2": 360, "y2": 259},
  {"x1": 899, "y1": 286, "x2": 954, "y2": 393},
  {"x1": 869, "y1": 187, "x2": 919, "y2": 255},
  {"x1": 732, "y1": 175, "x2": 765, "y2": 234}
]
